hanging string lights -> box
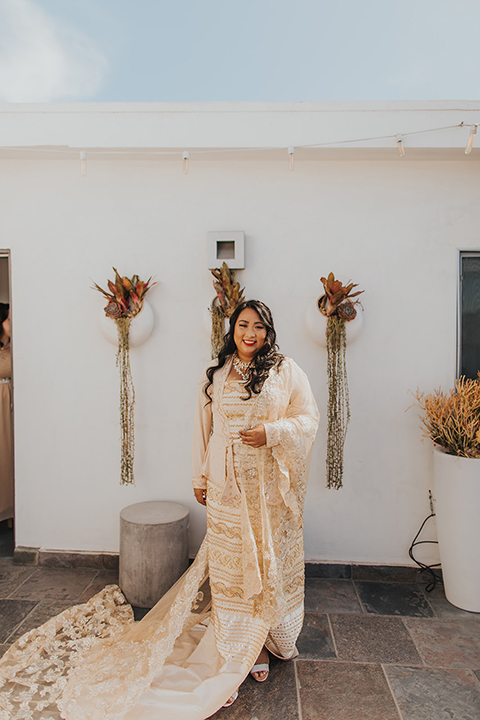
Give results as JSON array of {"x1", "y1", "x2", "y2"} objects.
[
  {"x1": 288, "y1": 145, "x2": 295, "y2": 170},
  {"x1": 396, "y1": 134, "x2": 405, "y2": 158},
  {"x1": 1, "y1": 120, "x2": 478, "y2": 175},
  {"x1": 465, "y1": 124, "x2": 478, "y2": 154},
  {"x1": 80, "y1": 150, "x2": 87, "y2": 176}
]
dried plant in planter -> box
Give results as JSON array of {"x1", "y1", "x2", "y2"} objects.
[
  {"x1": 93, "y1": 268, "x2": 155, "y2": 485},
  {"x1": 319, "y1": 273, "x2": 364, "y2": 490},
  {"x1": 412, "y1": 375, "x2": 480, "y2": 458},
  {"x1": 210, "y1": 262, "x2": 245, "y2": 358}
]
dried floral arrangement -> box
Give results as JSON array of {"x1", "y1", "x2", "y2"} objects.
[
  {"x1": 210, "y1": 262, "x2": 245, "y2": 358},
  {"x1": 93, "y1": 268, "x2": 155, "y2": 485},
  {"x1": 413, "y1": 375, "x2": 480, "y2": 458},
  {"x1": 318, "y1": 273, "x2": 364, "y2": 490}
]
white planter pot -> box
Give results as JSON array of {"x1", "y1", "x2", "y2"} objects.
[
  {"x1": 99, "y1": 300, "x2": 154, "y2": 347},
  {"x1": 433, "y1": 445, "x2": 480, "y2": 612},
  {"x1": 305, "y1": 301, "x2": 363, "y2": 348}
]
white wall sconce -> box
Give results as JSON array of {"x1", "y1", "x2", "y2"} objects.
[{"x1": 207, "y1": 231, "x2": 245, "y2": 269}]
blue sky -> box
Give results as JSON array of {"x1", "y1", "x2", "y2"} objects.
[{"x1": 0, "y1": 0, "x2": 479, "y2": 103}]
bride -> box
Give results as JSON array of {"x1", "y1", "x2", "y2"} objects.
[{"x1": 0, "y1": 300, "x2": 319, "y2": 720}]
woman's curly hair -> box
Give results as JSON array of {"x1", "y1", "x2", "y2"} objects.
[{"x1": 204, "y1": 299, "x2": 284, "y2": 403}]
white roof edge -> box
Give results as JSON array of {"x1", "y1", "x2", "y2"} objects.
[{"x1": 0, "y1": 100, "x2": 480, "y2": 114}]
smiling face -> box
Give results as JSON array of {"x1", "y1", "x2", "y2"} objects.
[{"x1": 233, "y1": 307, "x2": 267, "y2": 362}]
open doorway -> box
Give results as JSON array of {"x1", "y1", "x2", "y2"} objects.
[{"x1": 0, "y1": 251, "x2": 13, "y2": 557}]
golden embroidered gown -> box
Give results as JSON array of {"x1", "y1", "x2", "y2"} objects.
[{"x1": 0, "y1": 356, "x2": 318, "y2": 720}]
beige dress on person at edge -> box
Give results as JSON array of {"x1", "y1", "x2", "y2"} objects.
[
  {"x1": 0, "y1": 345, "x2": 13, "y2": 522},
  {"x1": 0, "y1": 356, "x2": 318, "y2": 720}
]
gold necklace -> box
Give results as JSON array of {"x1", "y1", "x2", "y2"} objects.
[{"x1": 233, "y1": 353, "x2": 252, "y2": 381}]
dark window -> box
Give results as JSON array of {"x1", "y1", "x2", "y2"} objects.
[{"x1": 459, "y1": 252, "x2": 480, "y2": 379}]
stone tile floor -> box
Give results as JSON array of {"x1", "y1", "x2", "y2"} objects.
[{"x1": 1, "y1": 521, "x2": 479, "y2": 719}]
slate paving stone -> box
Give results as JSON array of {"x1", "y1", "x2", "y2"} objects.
[
  {"x1": 132, "y1": 606, "x2": 150, "y2": 621},
  {"x1": 0, "y1": 564, "x2": 37, "y2": 598},
  {"x1": 305, "y1": 578, "x2": 362, "y2": 614},
  {"x1": 78, "y1": 571, "x2": 120, "y2": 602},
  {"x1": 6, "y1": 600, "x2": 74, "y2": 643},
  {"x1": 355, "y1": 581, "x2": 434, "y2": 617},
  {"x1": 385, "y1": 665, "x2": 480, "y2": 720},
  {"x1": 422, "y1": 584, "x2": 480, "y2": 620},
  {"x1": 297, "y1": 613, "x2": 336, "y2": 660},
  {"x1": 38, "y1": 552, "x2": 119, "y2": 571},
  {"x1": 297, "y1": 660, "x2": 400, "y2": 720},
  {"x1": 10, "y1": 568, "x2": 97, "y2": 601},
  {"x1": 352, "y1": 565, "x2": 418, "y2": 583},
  {"x1": 305, "y1": 563, "x2": 351, "y2": 579},
  {"x1": 38, "y1": 551, "x2": 104, "y2": 569},
  {"x1": 209, "y1": 655, "x2": 299, "y2": 719},
  {"x1": 0, "y1": 598, "x2": 38, "y2": 643},
  {"x1": 330, "y1": 614, "x2": 422, "y2": 665},
  {"x1": 405, "y1": 618, "x2": 480, "y2": 668}
]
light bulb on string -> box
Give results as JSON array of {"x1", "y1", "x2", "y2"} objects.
[
  {"x1": 396, "y1": 135, "x2": 405, "y2": 158},
  {"x1": 465, "y1": 124, "x2": 478, "y2": 154},
  {"x1": 80, "y1": 151, "x2": 87, "y2": 176},
  {"x1": 288, "y1": 146, "x2": 295, "y2": 171},
  {"x1": 183, "y1": 151, "x2": 190, "y2": 174}
]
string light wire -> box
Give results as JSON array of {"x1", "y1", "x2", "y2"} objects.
[{"x1": 0, "y1": 121, "x2": 477, "y2": 163}]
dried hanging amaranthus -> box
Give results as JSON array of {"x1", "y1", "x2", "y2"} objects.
[
  {"x1": 93, "y1": 268, "x2": 155, "y2": 485},
  {"x1": 115, "y1": 317, "x2": 135, "y2": 485},
  {"x1": 325, "y1": 315, "x2": 350, "y2": 490},
  {"x1": 210, "y1": 262, "x2": 245, "y2": 358},
  {"x1": 319, "y1": 272, "x2": 364, "y2": 490}
]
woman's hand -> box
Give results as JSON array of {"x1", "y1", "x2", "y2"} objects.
[
  {"x1": 194, "y1": 488, "x2": 207, "y2": 506},
  {"x1": 239, "y1": 425, "x2": 267, "y2": 448}
]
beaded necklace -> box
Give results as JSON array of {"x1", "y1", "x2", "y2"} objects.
[{"x1": 233, "y1": 353, "x2": 252, "y2": 381}]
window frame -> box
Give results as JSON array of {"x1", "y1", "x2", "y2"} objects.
[{"x1": 457, "y1": 249, "x2": 480, "y2": 379}]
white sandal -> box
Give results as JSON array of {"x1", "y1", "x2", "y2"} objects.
[
  {"x1": 222, "y1": 690, "x2": 238, "y2": 707},
  {"x1": 250, "y1": 662, "x2": 269, "y2": 682}
]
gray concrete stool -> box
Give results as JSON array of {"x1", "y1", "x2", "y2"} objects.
[{"x1": 119, "y1": 501, "x2": 189, "y2": 608}]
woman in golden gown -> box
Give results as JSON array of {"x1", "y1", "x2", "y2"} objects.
[{"x1": 0, "y1": 300, "x2": 318, "y2": 720}]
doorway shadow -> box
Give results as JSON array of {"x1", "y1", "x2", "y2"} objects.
[{"x1": 0, "y1": 519, "x2": 14, "y2": 558}]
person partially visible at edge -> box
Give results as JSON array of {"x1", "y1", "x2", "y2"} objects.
[
  {"x1": 0, "y1": 303, "x2": 13, "y2": 525},
  {"x1": 192, "y1": 298, "x2": 319, "y2": 707}
]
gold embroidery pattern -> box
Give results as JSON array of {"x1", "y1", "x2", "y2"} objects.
[
  {"x1": 210, "y1": 581, "x2": 244, "y2": 599},
  {"x1": 213, "y1": 608, "x2": 269, "y2": 666},
  {"x1": 207, "y1": 520, "x2": 242, "y2": 540},
  {"x1": 209, "y1": 547, "x2": 242, "y2": 571},
  {"x1": 284, "y1": 575, "x2": 304, "y2": 595}
]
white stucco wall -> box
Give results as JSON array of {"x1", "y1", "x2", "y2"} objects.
[{"x1": 1, "y1": 101, "x2": 479, "y2": 565}]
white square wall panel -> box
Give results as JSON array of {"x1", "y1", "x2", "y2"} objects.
[{"x1": 207, "y1": 231, "x2": 245, "y2": 270}]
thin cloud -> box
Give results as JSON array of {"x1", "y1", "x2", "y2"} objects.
[
  {"x1": 385, "y1": 0, "x2": 480, "y2": 99},
  {"x1": 0, "y1": 0, "x2": 108, "y2": 102}
]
